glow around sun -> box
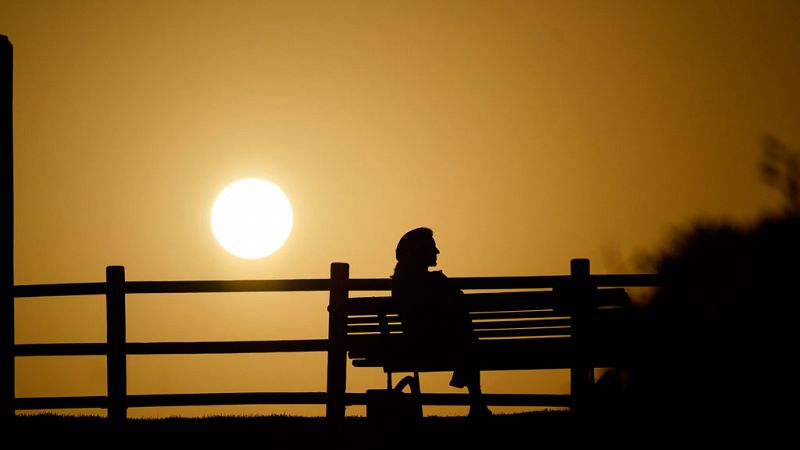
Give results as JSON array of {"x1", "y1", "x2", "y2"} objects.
[{"x1": 211, "y1": 178, "x2": 293, "y2": 259}]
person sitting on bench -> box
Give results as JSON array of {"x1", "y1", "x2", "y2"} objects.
[{"x1": 390, "y1": 227, "x2": 492, "y2": 417}]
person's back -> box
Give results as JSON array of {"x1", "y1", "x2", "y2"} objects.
[
  {"x1": 392, "y1": 268, "x2": 470, "y2": 355},
  {"x1": 390, "y1": 227, "x2": 491, "y2": 417}
]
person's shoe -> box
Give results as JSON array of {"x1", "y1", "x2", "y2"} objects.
[{"x1": 468, "y1": 404, "x2": 492, "y2": 418}]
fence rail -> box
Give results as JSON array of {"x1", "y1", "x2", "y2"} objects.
[
  {"x1": 14, "y1": 392, "x2": 573, "y2": 411},
  {"x1": 12, "y1": 274, "x2": 662, "y2": 298},
  {"x1": 15, "y1": 340, "x2": 330, "y2": 357},
  {"x1": 5, "y1": 261, "x2": 661, "y2": 421}
]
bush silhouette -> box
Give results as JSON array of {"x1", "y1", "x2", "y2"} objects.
[
  {"x1": 628, "y1": 137, "x2": 800, "y2": 419},
  {"x1": 629, "y1": 212, "x2": 799, "y2": 421}
]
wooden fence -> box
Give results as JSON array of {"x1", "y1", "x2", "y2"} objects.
[
  {"x1": 5, "y1": 261, "x2": 660, "y2": 422},
  {"x1": 0, "y1": 35, "x2": 663, "y2": 422}
]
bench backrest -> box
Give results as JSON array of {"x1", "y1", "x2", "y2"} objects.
[{"x1": 344, "y1": 288, "x2": 631, "y2": 371}]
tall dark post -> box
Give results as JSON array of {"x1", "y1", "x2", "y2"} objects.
[
  {"x1": 326, "y1": 262, "x2": 349, "y2": 419},
  {"x1": 106, "y1": 266, "x2": 127, "y2": 422},
  {"x1": 569, "y1": 258, "x2": 594, "y2": 415},
  {"x1": 0, "y1": 34, "x2": 14, "y2": 421}
]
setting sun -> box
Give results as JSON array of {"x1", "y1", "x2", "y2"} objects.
[{"x1": 210, "y1": 178, "x2": 293, "y2": 259}]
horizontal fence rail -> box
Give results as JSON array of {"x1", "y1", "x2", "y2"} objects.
[
  {"x1": 13, "y1": 392, "x2": 573, "y2": 411},
  {"x1": 13, "y1": 282, "x2": 107, "y2": 298},
  {"x1": 15, "y1": 340, "x2": 330, "y2": 357},
  {"x1": 15, "y1": 396, "x2": 109, "y2": 411},
  {"x1": 7, "y1": 260, "x2": 661, "y2": 421},
  {"x1": 12, "y1": 275, "x2": 662, "y2": 298}
]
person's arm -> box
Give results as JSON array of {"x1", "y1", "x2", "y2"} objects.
[{"x1": 431, "y1": 270, "x2": 464, "y2": 294}]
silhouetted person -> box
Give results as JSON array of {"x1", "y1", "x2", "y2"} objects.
[{"x1": 391, "y1": 227, "x2": 491, "y2": 417}]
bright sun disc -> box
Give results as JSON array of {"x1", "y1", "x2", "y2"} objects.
[{"x1": 211, "y1": 178, "x2": 293, "y2": 259}]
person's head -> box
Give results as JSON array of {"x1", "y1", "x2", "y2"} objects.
[{"x1": 395, "y1": 227, "x2": 439, "y2": 269}]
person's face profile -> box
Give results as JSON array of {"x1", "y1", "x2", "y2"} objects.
[{"x1": 426, "y1": 237, "x2": 440, "y2": 267}]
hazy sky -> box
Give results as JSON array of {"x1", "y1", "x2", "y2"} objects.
[{"x1": 2, "y1": 0, "x2": 799, "y2": 417}]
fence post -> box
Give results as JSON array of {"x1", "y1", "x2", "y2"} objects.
[
  {"x1": 326, "y1": 262, "x2": 349, "y2": 419},
  {"x1": 0, "y1": 34, "x2": 13, "y2": 422},
  {"x1": 106, "y1": 266, "x2": 127, "y2": 422},
  {"x1": 570, "y1": 258, "x2": 594, "y2": 415}
]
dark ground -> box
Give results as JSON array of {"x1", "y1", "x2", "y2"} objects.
[{"x1": 10, "y1": 409, "x2": 773, "y2": 449}]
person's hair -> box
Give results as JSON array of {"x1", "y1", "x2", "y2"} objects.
[
  {"x1": 396, "y1": 227, "x2": 433, "y2": 262},
  {"x1": 393, "y1": 227, "x2": 434, "y2": 277}
]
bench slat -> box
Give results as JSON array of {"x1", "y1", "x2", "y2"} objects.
[
  {"x1": 463, "y1": 288, "x2": 629, "y2": 311},
  {"x1": 472, "y1": 318, "x2": 571, "y2": 330},
  {"x1": 345, "y1": 308, "x2": 621, "y2": 327},
  {"x1": 476, "y1": 328, "x2": 571, "y2": 338},
  {"x1": 343, "y1": 288, "x2": 628, "y2": 315},
  {"x1": 347, "y1": 315, "x2": 401, "y2": 325},
  {"x1": 345, "y1": 311, "x2": 565, "y2": 329},
  {"x1": 347, "y1": 317, "x2": 574, "y2": 334},
  {"x1": 347, "y1": 324, "x2": 402, "y2": 333},
  {"x1": 469, "y1": 310, "x2": 565, "y2": 320},
  {"x1": 350, "y1": 335, "x2": 630, "y2": 372},
  {"x1": 351, "y1": 339, "x2": 575, "y2": 371},
  {"x1": 347, "y1": 322, "x2": 623, "y2": 343},
  {"x1": 346, "y1": 310, "x2": 566, "y2": 326}
]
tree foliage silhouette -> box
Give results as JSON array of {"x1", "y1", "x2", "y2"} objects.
[
  {"x1": 628, "y1": 136, "x2": 799, "y2": 419},
  {"x1": 760, "y1": 134, "x2": 800, "y2": 214}
]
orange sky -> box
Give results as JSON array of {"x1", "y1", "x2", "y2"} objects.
[{"x1": 2, "y1": 0, "x2": 799, "y2": 417}]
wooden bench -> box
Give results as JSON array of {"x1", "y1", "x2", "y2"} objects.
[{"x1": 324, "y1": 259, "x2": 634, "y2": 418}]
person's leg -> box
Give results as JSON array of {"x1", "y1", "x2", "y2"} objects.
[
  {"x1": 449, "y1": 369, "x2": 467, "y2": 388},
  {"x1": 465, "y1": 370, "x2": 491, "y2": 417}
]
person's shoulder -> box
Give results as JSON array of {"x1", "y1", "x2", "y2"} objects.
[{"x1": 428, "y1": 270, "x2": 449, "y2": 281}]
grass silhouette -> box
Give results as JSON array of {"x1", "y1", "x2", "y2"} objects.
[
  {"x1": 12, "y1": 408, "x2": 751, "y2": 448},
  {"x1": 12, "y1": 411, "x2": 589, "y2": 447}
]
